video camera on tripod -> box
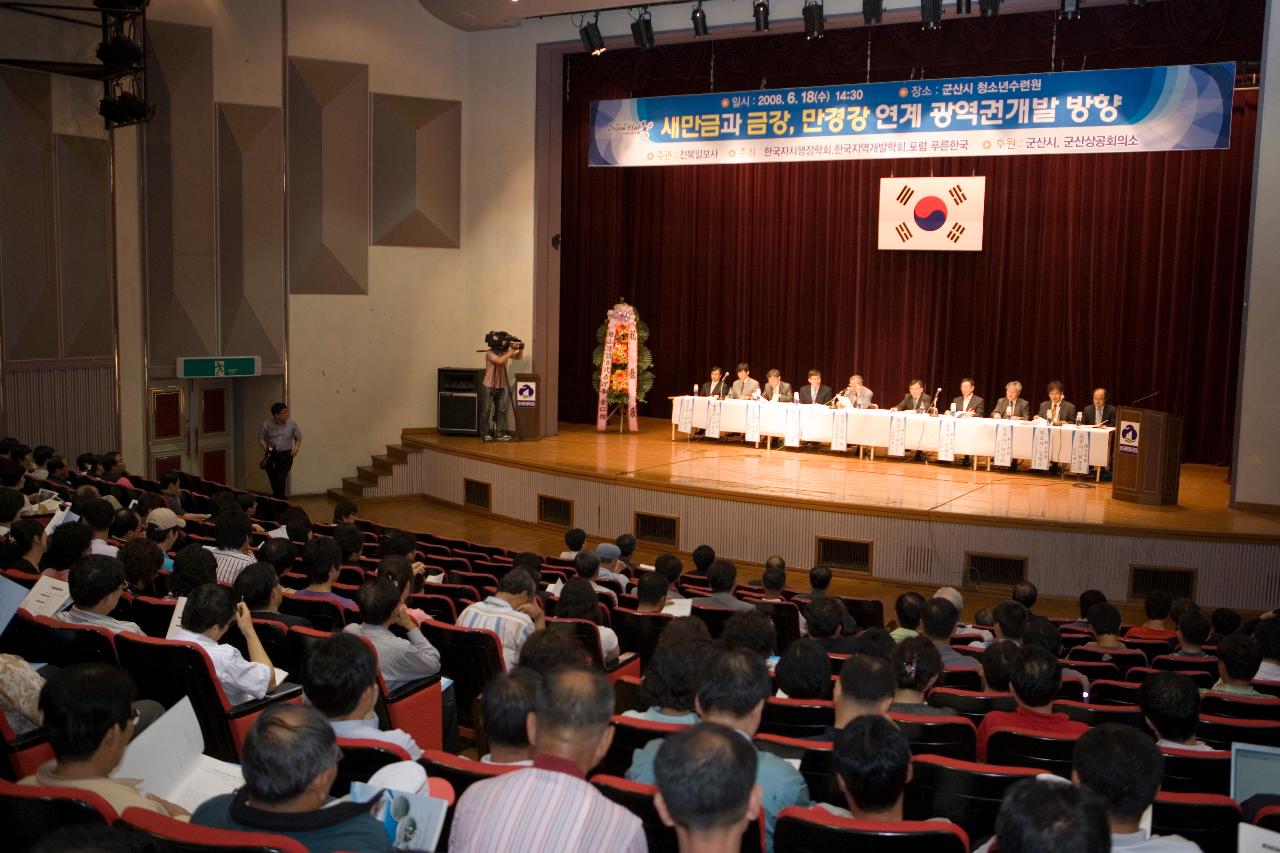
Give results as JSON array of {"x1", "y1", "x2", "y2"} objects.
[{"x1": 482, "y1": 330, "x2": 524, "y2": 355}]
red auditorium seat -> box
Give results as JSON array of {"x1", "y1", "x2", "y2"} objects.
[
  {"x1": 1257, "y1": 806, "x2": 1280, "y2": 832},
  {"x1": 759, "y1": 697, "x2": 836, "y2": 739},
  {"x1": 117, "y1": 806, "x2": 308, "y2": 852},
  {"x1": 984, "y1": 728, "x2": 1078, "y2": 777},
  {"x1": 0, "y1": 713, "x2": 53, "y2": 781},
  {"x1": 1152, "y1": 653, "x2": 1220, "y2": 678},
  {"x1": 277, "y1": 594, "x2": 350, "y2": 631},
  {"x1": 754, "y1": 733, "x2": 839, "y2": 806},
  {"x1": 937, "y1": 669, "x2": 983, "y2": 692},
  {"x1": 546, "y1": 617, "x2": 639, "y2": 680},
  {"x1": 690, "y1": 603, "x2": 735, "y2": 638},
  {"x1": 903, "y1": 754, "x2": 1041, "y2": 842},
  {"x1": 1151, "y1": 792, "x2": 1241, "y2": 853},
  {"x1": 1158, "y1": 745, "x2": 1231, "y2": 795},
  {"x1": 598, "y1": 715, "x2": 688, "y2": 777},
  {"x1": 926, "y1": 688, "x2": 1015, "y2": 725},
  {"x1": 610, "y1": 608, "x2": 673, "y2": 668},
  {"x1": 592, "y1": 774, "x2": 767, "y2": 853},
  {"x1": 1052, "y1": 700, "x2": 1149, "y2": 731},
  {"x1": 773, "y1": 805, "x2": 970, "y2": 853},
  {"x1": 417, "y1": 619, "x2": 505, "y2": 738},
  {"x1": 0, "y1": 778, "x2": 116, "y2": 851},
  {"x1": 1088, "y1": 679, "x2": 1141, "y2": 706},
  {"x1": 129, "y1": 595, "x2": 179, "y2": 638},
  {"x1": 890, "y1": 712, "x2": 978, "y2": 762},
  {"x1": 1196, "y1": 714, "x2": 1280, "y2": 749},
  {"x1": 408, "y1": 592, "x2": 458, "y2": 625},
  {"x1": 1199, "y1": 692, "x2": 1280, "y2": 721}
]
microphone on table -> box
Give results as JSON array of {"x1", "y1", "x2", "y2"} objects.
[{"x1": 928, "y1": 387, "x2": 942, "y2": 413}]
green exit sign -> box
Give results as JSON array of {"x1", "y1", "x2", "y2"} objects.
[{"x1": 176, "y1": 356, "x2": 261, "y2": 378}]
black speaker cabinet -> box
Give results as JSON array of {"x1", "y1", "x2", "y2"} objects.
[{"x1": 438, "y1": 368, "x2": 486, "y2": 435}]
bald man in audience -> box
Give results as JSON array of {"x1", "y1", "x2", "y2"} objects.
[{"x1": 654, "y1": 724, "x2": 763, "y2": 853}]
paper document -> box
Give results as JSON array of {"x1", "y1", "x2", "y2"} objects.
[
  {"x1": 19, "y1": 575, "x2": 71, "y2": 617},
  {"x1": 165, "y1": 597, "x2": 188, "y2": 639},
  {"x1": 0, "y1": 574, "x2": 29, "y2": 635},
  {"x1": 351, "y1": 781, "x2": 449, "y2": 852},
  {"x1": 114, "y1": 696, "x2": 244, "y2": 813}
]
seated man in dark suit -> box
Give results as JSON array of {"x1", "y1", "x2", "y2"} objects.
[
  {"x1": 891, "y1": 379, "x2": 933, "y2": 413},
  {"x1": 990, "y1": 380, "x2": 1031, "y2": 420},
  {"x1": 700, "y1": 366, "x2": 731, "y2": 399},
  {"x1": 797, "y1": 370, "x2": 833, "y2": 405},
  {"x1": 761, "y1": 369, "x2": 793, "y2": 402},
  {"x1": 1082, "y1": 387, "x2": 1116, "y2": 427},
  {"x1": 1037, "y1": 380, "x2": 1077, "y2": 425},
  {"x1": 233, "y1": 561, "x2": 312, "y2": 628},
  {"x1": 951, "y1": 377, "x2": 984, "y2": 417},
  {"x1": 697, "y1": 559, "x2": 755, "y2": 612},
  {"x1": 805, "y1": 597, "x2": 860, "y2": 655}
]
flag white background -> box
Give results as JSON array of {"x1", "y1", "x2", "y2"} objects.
[{"x1": 877, "y1": 176, "x2": 986, "y2": 251}]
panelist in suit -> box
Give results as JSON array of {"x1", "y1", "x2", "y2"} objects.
[
  {"x1": 730, "y1": 363, "x2": 760, "y2": 400},
  {"x1": 891, "y1": 379, "x2": 933, "y2": 413},
  {"x1": 1037, "y1": 381, "x2": 1077, "y2": 425},
  {"x1": 990, "y1": 381, "x2": 1031, "y2": 420},
  {"x1": 797, "y1": 370, "x2": 833, "y2": 405},
  {"x1": 761, "y1": 369, "x2": 793, "y2": 402},
  {"x1": 1082, "y1": 388, "x2": 1117, "y2": 427},
  {"x1": 835, "y1": 374, "x2": 875, "y2": 409},
  {"x1": 701, "y1": 366, "x2": 731, "y2": 399},
  {"x1": 951, "y1": 378, "x2": 984, "y2": 417}
]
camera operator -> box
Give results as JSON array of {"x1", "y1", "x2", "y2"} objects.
[{"x1": 482, "y1": 331, "x2": 524, "y2": 442}]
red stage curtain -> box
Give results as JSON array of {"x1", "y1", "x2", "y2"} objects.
[{"x1": 558, "y1": 1, "x2": 1263, "y2": 464}]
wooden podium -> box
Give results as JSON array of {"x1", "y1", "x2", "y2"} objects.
[
  {"x1": 1112, "y1": 407, "x2": 1182, "y2": 506},
  {"x1": 512, "y1": 373, "x2": 541, "y2": 441}
]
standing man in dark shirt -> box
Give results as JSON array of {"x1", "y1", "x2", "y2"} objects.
[
  {"x1": 482, "y1": 331, "x2": 524, "y2": 442},
  {"x1": 258, "y1": 402, "x2": 302, "y2": 499}
]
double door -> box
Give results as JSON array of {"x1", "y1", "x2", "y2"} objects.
[{"x1": 148, "y1": 380, "x2": 235, "y2": 483}]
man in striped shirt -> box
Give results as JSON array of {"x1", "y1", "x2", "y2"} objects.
[
  {"x1": 456, "y1": 570, "x2": 546, "y2": 670},
  {"x1": 205, "y1": 510, "x2": 256, "y2": 584},
  {"x1": 448, "y1": 666, "x2": 644, "y2": 853}
]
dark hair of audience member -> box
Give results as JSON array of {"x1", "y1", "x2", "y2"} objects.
[
  {"x1": 41, "y1": 522, "x2": 93, "y2": 571},
  {"x1": 180, "y1": 583, "x2": 236, "y2": 633},
  {"x1": 982, "y1": 639, "x2": 1020, "y2": 692},
  {"x1": 234, "y1": 493, "x2": 259, "y2": 516},
  {"x1": 355, "y1": 578, "x2": 401, "y2": 625},
  {"x1": 233, "y1": 562, "x2": 282, "y2": 611},
  {"x1": 891, "y1": 636, "x2": 942, "y2": 692},
  {"x1": 654, "y1": 723, "x2": 758, "y2": 832},
  {"x1": 691, "y1": 544, "x2": 715, "y2": 572},
  {"x1": 894, "y1": 591, "x2": 925, "y2": 630},
  {"x1": 615, "y1": 533, "x2": 637, "y2": 558},
  {"x1": 1257, "y1": 619, "x2": 1280, "y2": 663},
  {"x1": 833, "y1": 714, "x2": 912, "y2": 812},
  {"x1": 1073, "y1": 723, "x2": 1165, "y2": 822},
  {"x1": 762, "y1": 558, "x2": 786, "y2": 593},
  {"x1": 808, "y1": 565, "x2": 832, "y2": 591},
  {"x1": 1144, "y1": 590, "x2": 1173, "y2": 620},
  {"x1": 2, "y1": 518, "x2": 45, "y2": 568},
  {"x1": 301, "y1": 633, "x2": 376, "y2": 717},
  {"x1": 658, "y1": 616, "x2": 712, "y2": 648},
  {"x1": 67, "y1": 555, "x2": 126, "y2": 609},
  {"x1": 498, "y1": 567, "x2": 536, "y2": 597},
  {"x1": 563, "y1": 527, "x2": 586, "y2": 551},
  {"x1": 1012, "y1": 580, "x2": 1037, "y2": 611},
  {"x1": 921, "y1": 597, "x2": 960, "y2": 640},
  {"x1": 134, "y1": 493, "x2": 166, "y2": 516},
  {"x1": 377, "y1": 529, "x2": 417, "y2": 559},
  {"x1": 212, "y1": 509, "x2": 252, "y2": 551},
  {"x1": 557, "y1": 577, "x2": 605, "y2": 625},
  {"x1": 332, "y1": 523, "x2": 363, "y2": 562},
  {"x1": 850, "y1": 627, "x2": 893, "y2": 660},
  {"x1": 973, "y1": 607, "x2": 994, "y2": 628},
  {"x1": 0, "y1": 487, "x2": 26, "y2": 525},
  {"x1": 573, "y1": 549, "x2": 600, "y2": 580},
  {"x1": 994, "y1": 600, "x2": 1029, "y2": 640},
  {"x1": 169, "y1": 543, "x2": 217, "y2": 597},
  {"x1": 518, "y1": 628, "x2": 587, "y2": 675},
  {"x1": 1022, "y1": 617, "x2": 1064, "y2": 656},
  {"x1": 1217, "y1": 632, "x2": 1263, "y2": 682},
  {"x1": 1178, "y1": 611, "x2": 1212, "y2": 647},
  {"x1": 118, "y1": 539, "x2": 163, "y2": 592},
  {"x1": 1138, "y1": 671, "x2": 1201, "y2": 743},
  {"x1": 301, "y1": 536, "x2": 342, "y2": 584},
  {"x1": 994, "y1": 778, "x2": 1110, "y2": 853},
  {"x1": 1008, "y1": 645, "x2": 1061, "y2": 707},
  {"x1": 32, "y1": 445, "x2": 54, "y2": 467},
  {"x1": 775, "y1": 639, "x2": 831, "y2": 700},
  {"x1": 696, "y1": 647, "x2": 771, "y2": 718},
  {"x1": 805, "y1": 597, "x2": 845, "y2": 639},
  {"x1": 1210, "y1": 607, "x2": 1241, "y2": 639},
  {"x1": 108, "y1": 509, "x2": 141, "y2": 541},
  {"x1": 332, "y1": 499, "x2": 357, "y2": 524},
  {"x1": 483, "y1": 669, "x2": 540, "y2": 750},
  {"x1": 278, "y1": 506, "x2": 312, "y2": 542},
  {"x1": 1169, "y1": 596, "x2": 1199, "y2": 627},
  {"x1": 1087, "y1": 601, "x2": 1122, "y2": 636},
  {"x1": 642, "y1": 640, "x2": 708, "y2": 713},
  {"x1": 839, "y1": 654, "x2": 896, "y2": 705},
  {"x1": 654, "y1": 553, "x2": 684, "y2": 585},
  {"x1": 256, "y1": 537, "x2": 297, "y2": 576},
  {"x1": 637, "y1": 571, "x2": 669, "y2": 607},
  {"x1": 706, "y1": 559, "x2": 737, "y2": 593},
  {"x1": 39, "y1": 663, "x2": 136, "y2": 762},
  {"x1": 45, "y1": 455, "x2": 68, "y2": 478},
  {"x1": 1078, "y1": 589, "x2": 1107, "y2": 619},
  {"x1": 535, "y1": 665, "x2": 613, "y2": 732},
  {"x1": 240, "y1": 705, "x2": 341, "y2": 805},
  {"x1": 722, "y1": 609, "x2": 776, "y2": 658},
  {"x1": 81, "y1": 498, "x2": 115, "y2": 532}
]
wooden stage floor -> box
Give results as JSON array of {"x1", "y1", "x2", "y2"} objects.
[{"x1": 408, "y1": 419, "x2": 1280, "y2": 543}]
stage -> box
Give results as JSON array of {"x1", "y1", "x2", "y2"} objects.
[{"x1": 343, "y1": 419, "x2": 1280, "y2": 610}]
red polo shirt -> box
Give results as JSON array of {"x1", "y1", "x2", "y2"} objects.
[{"x1": 976, "y1": 705, "x2": 1089, "y2": 761}]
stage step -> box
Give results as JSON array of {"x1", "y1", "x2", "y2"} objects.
[{"x1": 325, "y1": 431, "x2": 434, "y2": 504}]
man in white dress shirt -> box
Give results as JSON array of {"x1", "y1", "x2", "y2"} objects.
[{"x1": 171, "y1": 583, "x2": 278, "y2": 706}]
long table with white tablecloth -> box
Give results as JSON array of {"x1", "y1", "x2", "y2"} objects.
[{"x1": 668, "y1": 396, "x2": 1113, "y2": 473}]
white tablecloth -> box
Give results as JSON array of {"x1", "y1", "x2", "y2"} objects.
[{"x1": 669, "y1": 396, "x2": 1113, "y2": 467}]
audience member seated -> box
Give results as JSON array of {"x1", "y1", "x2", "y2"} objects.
[
  {"x1": 689, "y1": 544, "x2": 716, "y2": 577},
  {"x1": 890, "y1": 637, "x2": 948, "y2": 715},
  {"x1": 450, "y1": 666, "x2": 645, "y2": 852},
  {"x1": 1012, "y1": 581, "x2": 1038, "y2": 615},
  {"x1": 852, "y1": 627, "x2": 895, "y2": 660},
  {"x1": 378, "y1": 529, "x2": 429, "y2": 574},
  {"x1": 344, "y1": 579, "x2": 441, "y2": 688},
  {"x1": 233, "y1": 561, "x2": 311, "y2": 628},
  {"x1": 204, "y1": 510, "x2": 255, "y2": 584},
  {"x1": 556, "y1": 550, "x2": 618, "y2": 605},
  {"x1": 332, "y1": 499, "x2": 358, "y2": 525},
  {"x1": 118, "y1": 539, "x2": 164, "y2": 596},
  {"x1": 595, "y1": 543, "x2": 629, "y2": 587},
  {"x1": 922, "y1": 597, "x2": 981, "y2": 671},
  {"x1": 975, "y1": 646, "x2": 1088, "y2": 761},
  {"x1": 1067, "y1": 589, "x2": 1108, "y2": 631},
  {"x1": 1171, "y1": 611, "x2": 1213, "y2": 658},
  {"x1": 458, "y1": 569, "x2": 547, "y2": 670},
  {"x1": 982, "y1": 639, "x2": 1020, "y2": 692},
  {"x1": 654, "y1": 723, "x2": 763, "y2": 852},
  {"x1": 157, "y1": 471, "x2": 197, "y2": 520},
  {"x1": 555, "y1": 577, "x2": 621, "y2": 663},
  {"x1": 660, "y1": 615, "x2": 714, "y2": 648},
  {"x1": 191, "y1": 704, "x2": 390, "y2": 853},
  {"x1": 558, "y1": 527, "x2": 587, "y2": 560},
  {"x1": 1206, "y1": 632, "x2": 1264, "y2": 696},
  {"x1": 822, "y1": 714, "x2": 915, "y2": 821},
  {"x1": 509, "y1": 551, "x2": 543, "y2": 586},
  {"x1": 653, "y1": 553, "x2": 687, "y2": 600},
  {"x1": 1073, "y1": 723, "x2": 1199, "y2": 851},
  {"x1": 374, "y1": 555, "x2": 430, "y2": 624},
  {"x1": 3, "y1": 517, "x2": 46, "y2": 574},
  {"x1": 793, "y1": 564, "x2": 832, "y2": 603},
  {"x1": 628, "y1": 647, "x2": 809, "y2": 851},
  {"x1": 1207, "y1": 608, "x2": 1242, "y2": 647},
  {"x1": 813, "y1": 655, "x2": 895, "y2": 741},
  {"x1": 1138, "y1": 671, "x2": 1215, "y2": 751},
  {"x1": 38, "y1": 521, "x2": 92, "y2": 580},
  {"x1": 108, "y1": 509, "x2": 144, "y2": 547},
  {"x1": 1126, "y1": 591, "x2": 1177, "y2": 641},
  {"x1": 981, "y1": 778, "x2": 1110, "y2": 853},
  {"x1": 623, "y1": 640, "x2": 707, "y2": 724},
  {"x1": 331, "y1": 523, "x2": 364, "y2": 572},
  {"x1": 723, "y1": 610, "x2": 778, "y2": 659},
  {"x1": 636, "y1": 571, "x2": 671, "y2": 614},
  {"x1": 978, "y1": 600, "x2": 1028, "y2": 649},
  {"x1": 1024, "y1": 617, "x2": 1089, "y2": 689},
  {"x1": 518, "y1": 628, "x2": 588, "y2": 674},
  {"x1": 1254, "y1": 619, "x2": 1280, "y2": 681},
  {"x1": 168, "y1": 543, "x2": 217, "y2": 597},
  {"x1": 480, "y1": 669, "x2": 539, "y2": 765},
  {"x1": 294, "y1": 537, "x2": 356, "y2": 611},
  {"x1": 55, "y1": 555, "x2": 143, "y2": 634},
  {"x1": 255, "y1": 536, "x2": 297, "y2": 577},
  {"x1": 20, "y1": 663, "x2": 186, "y2": 818},
  {"x1": 142, "y1": 508, "x2": 183, "y2": 569},
  {"x1": 172, "y1": 583, "x2": 277, "y2": 704},
  {"x1": 302, "y1": 633, "x2": 420, "y2": 759},
  {"x1": 269, "y1": 507, "x2": 312, "y2": 543},
  {"x1": 615, "y1": 533, "x2": 640, "y2": 573},
  {"x1": 82, "y1": 498, "x2": 118, "y2": 557},
  {"x1": 934, "y1": 586, "x2": 993, "y2": 642},
  {"x1": 890, "y1": 591, "x2": 925, "y2": 641},
  {"x1": 805, "y1": 597, "x2": 859, "y2": 655},
  {"x1": 99, "y1": 452, "x2": 135, "y2": 490},
  {"x1": 1083, "y1": 601, "x2": 1128, "y2": 651},
  {"x1": 698, "y1": 560, "x2": 754, "y2": 612},
  {"x1": 775, "y1": 639, "x2": 831, "y2": 700}
]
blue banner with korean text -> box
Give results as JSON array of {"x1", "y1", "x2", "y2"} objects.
[{"x1": 588, "y1": 63, "x2": 1234, "y2": 167}]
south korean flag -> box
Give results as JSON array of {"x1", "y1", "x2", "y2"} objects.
[{"x1": 877, "y1": 176, "x2": 986, "y2": 252}]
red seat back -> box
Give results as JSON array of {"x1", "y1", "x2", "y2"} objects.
[
  {"x1": 118, "y1": 805, "x2": 309, "y2": 852},
  {"x1": 0, "y1": 778, "x2": 117, "y2": 851},
  {"x1": 774, "y1": 805, "x2": 970, "y2": 852},
  {"x1": 904, "y1": 754, "x2": 1041, "y2": 842}
]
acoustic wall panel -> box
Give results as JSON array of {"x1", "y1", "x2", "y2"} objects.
[
  {"x1": 56, "y1": 134, "x2": 113, "y2": 358},
  {"x1": 5, "y1": 364, "x2": 119, "y2": 459},
  {"x1": 371, "y1": 94, "x2": 461, "y2": 248},
  {"x1": 145, "y1": 21, "x2": 217, "y2": 368},
  {"x1": 287, "y1": 57, "x2": 368, "y2": 294},
  {"x1": 217, "y1": 103, "x2": 285, "y2": 369}
]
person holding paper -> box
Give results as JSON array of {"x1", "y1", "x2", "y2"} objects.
[
  {"x1": 835, "y1": 374, "x2": 875, "y2": 409},
  {"x1": 191, "y1": 704, "x2": 390, "y2": 852},
  {"x1": 302, "y1": 633, "x2": 422, "y2": 759},
  {"x1": 20, "y1": 663, "x2": 187, "y2": 818},
  {"x1": 171, "y1": 583, "x2": 278, "y2": 706},
  {"x1": 343, "y1": 580, "x2": 441, "y2": 689},
  {"x1": 56, "y1": 555, "x2": 144, "y2": 635}
]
